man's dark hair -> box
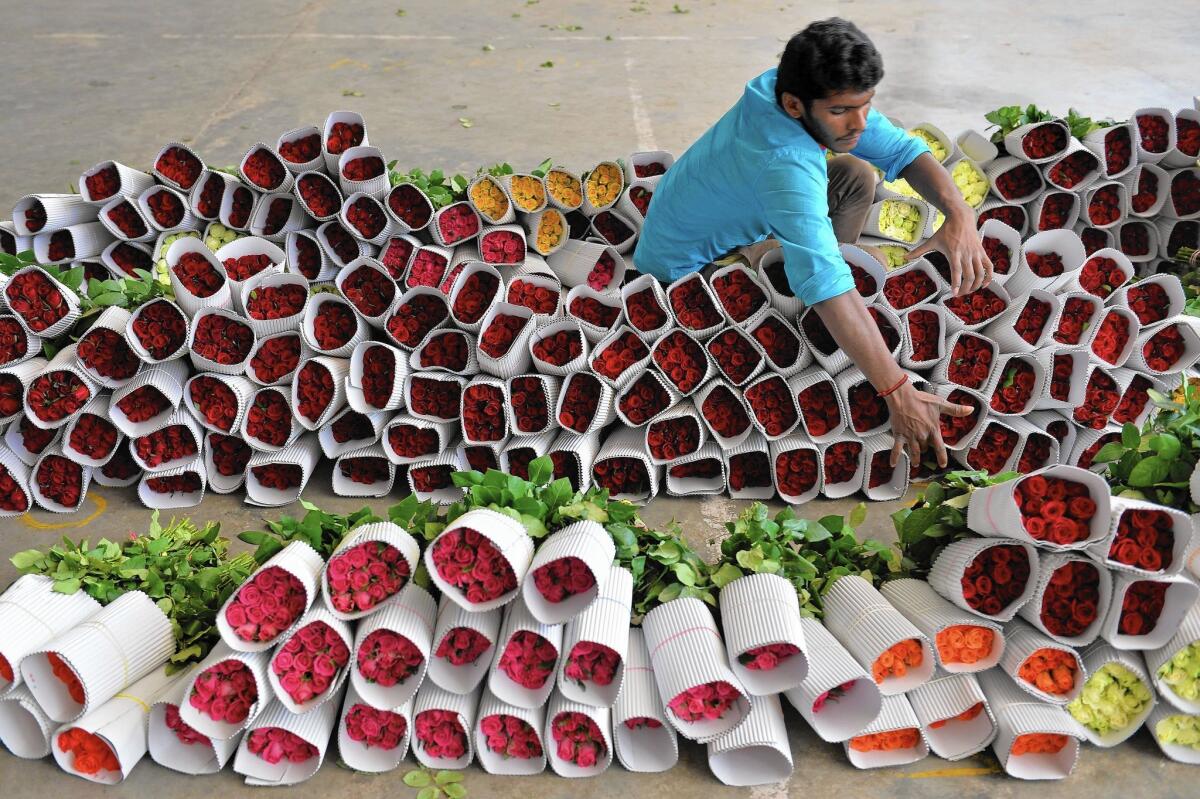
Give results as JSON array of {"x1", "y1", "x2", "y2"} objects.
[{"x1": 775, "y1": 18, "x2": 883, "y2": 108}]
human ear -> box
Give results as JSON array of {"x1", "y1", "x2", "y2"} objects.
[{"x1": 780, "y1": 92, "x2": 805, "y2": 121}]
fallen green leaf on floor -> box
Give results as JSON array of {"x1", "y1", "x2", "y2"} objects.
[
  {"x1": 548, "y1": 102, "x2": 560, "y2": 108},
  {"x1": 342, "y1": 89, "x2": 364, "y2": 97},
  {"x1": 482, "y1": 44, "x2": 494, "y2": 51},
  {"x1": 395, "y1": 8, "x2": 405, "y2": 15},
  {"x1": 540, "y1": 60, "x2": 554, "y2": 68},
  {"x1": 458, "y1": 117, "x2": 474, "y2": 128},
  {"x1": 673, "y1": 3, "x2": 690, "y2": 12}
]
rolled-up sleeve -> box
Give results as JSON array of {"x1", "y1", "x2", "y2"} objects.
[
  {"x1": 757, "y1": 153, "x2": 855, "y2": 306},
  {"x1": 851, "y1": 108, "x2": 930, "y2": 182}
]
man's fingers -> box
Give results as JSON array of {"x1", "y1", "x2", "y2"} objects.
[
  {"x1": 905, "y1": 240, "x2": 934, "y2": 262},
  {"x1": 890, "y1": 437, "x2": 904, "y2": 468},
  {"x1": 939, "y1": 400, "x2": 975, "y2": 417},
  {"x1": 931, "y1": 428, "x2": 949, "y2": 470}
]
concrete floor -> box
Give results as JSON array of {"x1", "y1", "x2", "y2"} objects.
[{"x1": 2, "y1": 0, "x2": 1200, "y2": 795}]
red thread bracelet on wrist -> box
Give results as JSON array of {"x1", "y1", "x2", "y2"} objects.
[{"x1": 878, "y1": 373, "x2": 909, "y2": 398}]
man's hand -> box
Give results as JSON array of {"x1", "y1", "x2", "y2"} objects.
[
  {"x1": 884, "y1": 382, "x2": 973, "y2": 469},
  {"x1": 905, "y1": 209, "x2": 993, "y2": 297}
]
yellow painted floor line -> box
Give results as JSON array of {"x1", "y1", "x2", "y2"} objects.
[{"x1": 20, "y1": 491, "x2": 107, "y2": 530}]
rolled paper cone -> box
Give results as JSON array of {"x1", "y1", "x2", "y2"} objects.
[
  {"x1": 705, "y1": 692, "x2": 792, "y2": 786},
  {"x1": 927, "y1": 537, "x2": 1041, "y2": 622},
  {"x1": 266, "y1": 599, "x2": 354, "y2": 716},
  {"x1": 189, "y1": 170, "x2": 240, "y2": 222},
  {"x1": 1101, "y1": 573, "x2": 1200, "y2": 652},
  {"x1": 243, "y1": 433, "x2": 322, "y2": 507},
  {"x1": 1115, "y1": 218, "x2": 1161, "y2": 262},
  {"x1": 186, "y1": 308, "x2": 255, "y2": 377},
  {"x1": 136, "y1": 455, "x2": 206, "y2": 509},
  {"x1": 642, "y1": 598, "x2": 751, "y2": 743},
  {"x1": 783, "y1": 618, "x2": 879, "y2": 743},
  {"x1": 1041, "y1": 136, "x2": 1102, "y2": 193},
  {"x1": 29, "y1": 445, "x2": 93, "y2": 514},
  {"x1": 429, "y1": 200, "x2": 483, "y2": 248},
  {"x1": 592, "y1": 424, "x2": 663, "y2": 504},
  {"x1": 966, "y1": 464, "x2": 1112, "y2": 550},
  {"x1": 381, "y1": 412, "x2": 457, "y2": 465},
  {"x1": 556, "y1": 565, "x2": 633, "y2": 708},
  {"x1": 978, "y1": 667, "x2": 1081, "y2": 780},
  {"x1": 467, "y1": 175, "x2": 517, "y2": 226},
  {"x1": 1003, "y1": 119, "x2": 1071, "y2": 165},
  {"x1": 318, "y1": 407, "x2": 387, "y2": 460},
  {"x1": 423, "y1": 508, "x2": 534, "y2": 613},
  {"x1": 331, "y1": 444, "x2": 394, "y2": 498},
  {"x1": 1066, "y1": 641, "x2": 1155, "y2": 747},
  {"x1": 165, "y1": 237, "x2": 232, "y2": 319},
  {"x1": 624, "y1": 150, "x2": 675, "y2": 187},
  {"x1": 406, "y1": 450, "x2": 466, "y2": 505},
  {"x1": 1031, "y1": 345, "x2": 1088, "y2": 412},
  {"x1": 1053, "y1": 246, "x2": 1134, "y2": 295},
  {"x1": 476, "y1": 223, "x2": 529, "y2": 267},
  {"x1": 234, "y1": 692, "x2": 343, "y2": 786},
  {"x1": 321, "y1": 110, "x2": 369, "y2": 172},
  {"x1": 3, "y1": 414, "x2": 62, "y2": 466},
  {"x1": 383, "y1": 183, "x2": 433, "y2": 234},
  {"x1": 612, "y1": 627, "x2": 678, "y2": 773},
  {"x1": 178, "y1": 643, "x2": 273, "y2": 741},
  {"x1": 286, "y1": 229, "x2": 336, "y2": 282},
  {"x1": 545, "y1": 430, "x2": 599, "y2": 495},
  {"x1": 338, "y1": 192, "x2": 395, "y2": 248},
  {"x1": 51, "y1": 664, "x2": 185, "y2": 784},
  {"x1": 664, "y1": 272, "x2": 724, "y2": 341},
  {"x1": 127, "y1": 408, "x2": 202, "y2": 474},
  {"x1": 459, "y1": 375, "x2": 510, "y2": 446},
  {"x1": 21, "y1": 590, "x2": 174, "y2": 723},
  {"x1": 863, "y1": 198, "x2": 930, "y2": 246},
  {"x1": 474, "y1": 685, "x2": 547, "y2": 776},
  {"x1": 544, "y1": 689, "x2": 613, "y2": 778},
  {"x1": 523, "y1": 520, "x2": 615, "y2": 626},
  {"x1": 349, "y1": 583, "x2": 436, "y2": 712},
  {"x1": 0, "y1": 441, "x2": 33, "y2": 518},
  {"x1": 1015, "y1": 551, "x2": 1111, "y2": 647},
  {"x1": 182, "y1": 373, "x2": 255, "y2": 437},
  {"x1": 334, "y1": 256, "x2": 399, "y2": 328},
  {"x1": 1146, "y1": 700, "x2": 1200, "y2": 765},
  {"x1": 1131, "y1": 107, "x2": 1176, "y2": 165},
  {"x1": 907, "y1": 670, "x2": 996, "y2": 760},
  {"x1": 1146, "y1": 601, "x2": 1200, "y2": 714},
  {"x1": 504, "y1": 373, "x2": 560, "y2": 437},
  {"x1": 475, "y1": 302, "x2": 535, "y2": 379},
  {"x1": 427, "y1": 596, "x2": 502, "y2": 696},
  {"x1": 722, "y1": 431, "x2": 776, "y2": 500},
  {"x1": 411, "y1": 680, "x2": 481, "y2": 770},
  {"x1": 410, "y1": 328, "x2": 480, "y2": 378},
  {"x1": 230, "y1": 255, "x2": 295, "y2": 328},
  {"x1": 1126, "y1": 317, "x2": 1200, "y2": 375},
  {"x1": 554, "y1": 371, "x2": 615, "y2": 436},
  {"x1": 216, "y1": 540, "x2": 324, "y2": 654},
  {"x1": 881, "y1": 578, "x2": 1006, "y2": 672},
  {"x1": 1108, "y1": 272, "x2": 1185, "y2": 319},
  {"x1": 321, "y1": 522, "x2": 421, "y2": 622},
  {"x1": 487, "y1": 597, "x2": 563, "y2": 710},
  {"x1": 149, "y1": 670, "x2": 242, "y2": 774},
  {"x1": 0, "y1": 575, "x2": 101, "y2": 696},
  {"x1": 719, "y1": 572, "x2": 808, "y2": 696},
  {"x1": 588, "y1": 323, "x2": 651, "y2": 391},
  {"x1": 125, "y1": 299, "x2": 190, "y2": 365},
  {"x1": 301, "y1": 292, "x2": 366, "y2": 359},
  {"x1": 842, "y1": 693, "x2": 929, "y2": 769},
  {"x1": 0, "y1": 684, "x2": 57, "y2": 759},
  {"x1": 74, "y1": 306, "x2": 137, "y2": 389},
  {"x1": 859, "y1": 432, "x2": 910, "y2": 501},
  {"x1": 19, "y1": 344, "x2": 98, "y2": 431},
  {"x1": 335, "y1": 145, "x2": 389, "y2": 201},
  {"x1": 79, "y1": 161, "x2": 156, "y2": 205},
  {"x1": 1067, "y1": 422, "x2": 1123, "y2": 470},
  {"x1": 821, "y1": 575, "x2": 933, "y2": 695},
  {"x1": 999, "y1": 617, "x2": 1087, "y2": 705},
  {"x1": 240, "y1": 385, "x2": 303, "y2": 453},
  {"x1": 336, "y1": 681, "x2": 411, "y2": 773},
  {"x1": 665, "y1": 442, "x2": 728, "y2": 497},
  {"x1": 620, "y1": 274, "x2": 673, "y2": 344},
  {"x1": 527, "y1": 317, "x2": 590, "y2": 379},
  {"x1": 817, "y1": 433, "x2": 865, "y2": 501}
]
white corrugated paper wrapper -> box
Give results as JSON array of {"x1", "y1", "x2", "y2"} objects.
[
  {"x1": 612, "y1": 627, "x2": 678, "y2": 773},
  {"x1": 427, "y1": 595, "x2": 501, "y2": 696},
  {"x1": 1000, "y1": 618, "x2": 1087, "y2": 705},
  {"x1": 265, "y1": 598, "x2": 353, "y2": 716},
  {"x1": 842, "y1": 693, "x2": 929, "y2": 769},
  {"x1": 233, "y1": 692, "x2": 344, "y2": 786},
  {"x1": 0, "y1": 575, "x2": 101, "y2": 696},
  {"x1": 1146, "y1": 601, "x2": 1200, "y2": 714},
  {"x1": 978, "y1": 668, "x2": 1080, "y2": 780},
  {"x1": 423, "y1": 508, "x2": 534, "y2": 613},
  {"x1": 927, "y1": 537, "x2": 1041, "y2": 622},
  {"x1": 544, "y1": 688, "x2": 613, "y2": 778},
  {"x1": 642, "y1": 598, "x2": 751, "y2": 743},
  {"x1": 706, "y1": 691, "x2": 793, "y2": 786},
  {"x1": 488, "y1": 596, "x2": 563, "y2": 710},
  {"x1": 1146, "y1": 700, "x2": 1200, "y2": 765},
  {"x1": 336, "y1": 680, "x2": 411, "y2": 773},
  {"x1": 177, "y1": 642, "x2": 274, "y2": 741},
  {"x1": 881, "y1": 578, "x2": 1006, "y2": 672},
  {"x1": 148, "y1": 669, "x2": 242, "y2": 775},
  {"x1": 411, "y1": 681, "x2": 481, "y2": 770},
  {"x1": 1066, "y1": 641, "x2": 1155, "y2": 747},
  {"x1": 719, "y1": 572, "x2": 808, "y2": 696},
  {"x1": 906, "y1": 669, "x2": 996, "y2": 760},
  {"x1": 822, "y1": 575, "x2": 934, "y2": 695},
  {"x1": 350, "y1": 583, "x2": 437, "y2": 711},
  {"x1": 522, "y1": 520, "x2": 614, "y2": 626},
  {"x1": 216, "y1": 540, "x2": 324, "y2": 654},
  {"x1": 51, "y1": 665, "x2": 187, "y2": 784},
  {"x1": 783, "y1": 617, "x2": 881, "y2": 743},
  {"x1": 557, "y1": 565, "x2": 633, "y2": 708},
  {"x1": 473, "y1": 684, "x2": 546, "y2": 776},
  {"x1": 320, "y1": 521, "x2": 421, "y2": 622},
  {"x1": 0, "y1": 684, "x2": 57, "y2": 759},
  {"x1": 21, "y1": 590, "x2": 174, "y2": 723}
]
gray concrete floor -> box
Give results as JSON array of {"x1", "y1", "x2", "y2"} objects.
[{"x1": 2, "y1": 0, "x2": 1200, "y2": 795}]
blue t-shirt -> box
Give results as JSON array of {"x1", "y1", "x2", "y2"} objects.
[{"x1": 633, "y1": 68, "x2": 929, "y2": 305}]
